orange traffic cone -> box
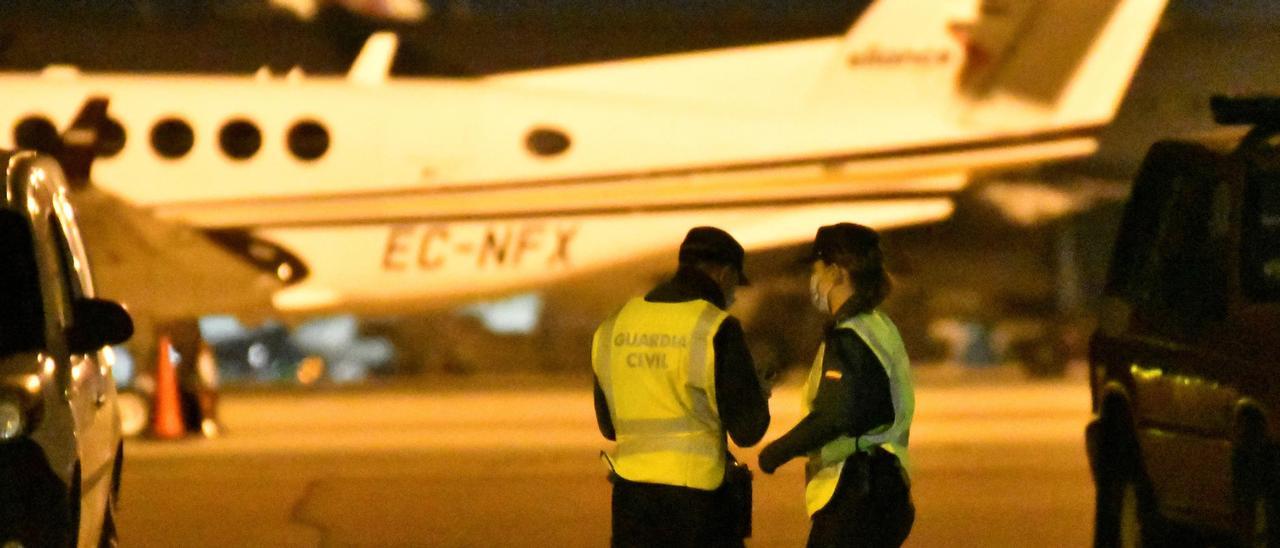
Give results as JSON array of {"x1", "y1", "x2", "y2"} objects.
[{"x1": 150, "y1": 335, "x2": 186, "y2": 440}]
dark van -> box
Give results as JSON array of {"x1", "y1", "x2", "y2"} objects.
[{"x1": 1088, "y1": 97, "x2": 1280, "y2": 547}]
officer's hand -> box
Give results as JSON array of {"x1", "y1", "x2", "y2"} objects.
[{"x1": 758, "y1": 444, "x2": 785, "y2": 474}]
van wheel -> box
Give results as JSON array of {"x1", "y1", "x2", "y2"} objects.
[
  {"x1": 1243, "y1": 491, "x2": 1278, "y2": 548},
  {"x1": 1235, "y1": 418, "x2": 1278, "y2": 547},
  {"x1": 1093, "y1": 412, "x2": 1174, "y2": 548},
  {"x1": 1096, "y1": 465, "x2": 1163, "y2": 547}
]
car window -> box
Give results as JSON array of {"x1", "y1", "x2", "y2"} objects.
[
  {"x1": 0, "y1": 210, "x2": 46, "y2": 357},
  {"x1": 1105, "y1": 153, "x2": 1175, "y2": 300},
  {"x1": 1155, "y1": 175, "x2": 1220, "y2": 305},
  {"x1": 1113, "y1": 143, "x2": 1228, "y2": 325},
  {"x1": 1242, "y1": 156, "x2": 1280, "y2": 302},
  {"x1": 49, "y1": 213, "x2": 84, "y2": 302}
]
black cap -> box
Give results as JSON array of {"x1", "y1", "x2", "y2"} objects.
[
  {"x1": 678, "y1": 226, "x2": 750, "y2": 286},
  {"x1": 803, "y1": 223, "x2": 880, "y2": 264}
]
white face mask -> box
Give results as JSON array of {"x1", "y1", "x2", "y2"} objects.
[
  {"x1": 808, "y1": 271, "x2": 830, "y2": 313},
  {"x1": 718, "y1": 269, "x2": 738, "y2": 309}
]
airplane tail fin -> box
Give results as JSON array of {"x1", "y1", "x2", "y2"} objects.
[
  {"x1": 820, "y1": 0, "x2": 1168, "y2": 128},
  {"x1": 491, "y1": 0, "x2": 1164, "y2": 139},
  {"x1": 957, "y1": 0, "x2": 1167, "y2": 126}
]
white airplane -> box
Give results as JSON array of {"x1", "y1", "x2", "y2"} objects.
[{"x1": 0, "y1": 0, "x2": 1167, "y2": 321}]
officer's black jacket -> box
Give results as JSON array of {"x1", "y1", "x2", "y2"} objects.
[
  {"x1": 593, "y1": 265, "x2": 771, "y2": 447},
  {"x1": 758, "y1": 300, "x2": 893, "y2": 471}
]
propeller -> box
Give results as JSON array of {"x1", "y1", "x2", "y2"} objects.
[{"x1": 55, "y1": 96, "x2": 111, "y2": 188}]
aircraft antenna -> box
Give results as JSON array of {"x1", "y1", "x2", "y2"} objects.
[{"x1": 348, "y1": 32, "x2": 398, "y2": 86}]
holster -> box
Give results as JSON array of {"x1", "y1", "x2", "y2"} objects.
[
  {"x1": 720, "y1": 454, "x2": 753, "y2": 539},
  {"x1": 847, "y1": 446, "x2": 914, "y2": 526},
  {"x1": 866, "y1": 447, "x2": 910, "y2": 501}
]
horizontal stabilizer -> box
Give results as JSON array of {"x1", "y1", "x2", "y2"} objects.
[{"x1": 956, "y1": 0, "x2": 1169, "y2": 125}]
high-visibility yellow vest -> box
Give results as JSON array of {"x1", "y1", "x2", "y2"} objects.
[
  {"x1": 803, "y1": 309, "x2": 914, "y2": 515},
  {"x1": 592, "y1": 297, "x2": 729, "y2": 491}
]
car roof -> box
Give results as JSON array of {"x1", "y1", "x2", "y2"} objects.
[{"x1": 1, "y1": 151, "x2": 72, "y2": 221}]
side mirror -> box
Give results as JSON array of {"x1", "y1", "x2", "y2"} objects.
[{"x1": 67, "y1": 298, "x2": 134, "y2": 354}]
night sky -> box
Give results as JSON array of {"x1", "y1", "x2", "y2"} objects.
[{"x1": 2, "y1": 0, "x2": 1276, "y2": 75}]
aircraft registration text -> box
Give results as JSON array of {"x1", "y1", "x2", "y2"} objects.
[{"x1": 381, "y1": 222, "x2": 579, "y2": 271}]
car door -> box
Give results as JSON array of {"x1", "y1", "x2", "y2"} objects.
[
  {"x1": 1231, "y1": 135, "x2": 1280, "y2": 484},
  {"x1": 45, "y1": 206, "x2": 117, "y2": 531},
  {"x1": 1127, "y1": 150, "x2": 1238, "y2": 525}
]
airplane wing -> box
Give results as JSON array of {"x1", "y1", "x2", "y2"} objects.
[
  {"x1": 51, "y1": 99, "x2": 286, "y2": 323},
  {"x1": 69, "y1": 186, "x2": 283, "y2": 324}
]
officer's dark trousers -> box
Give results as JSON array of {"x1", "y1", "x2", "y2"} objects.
[
  {"x1": 807, "y1": 452, "x2": 914, "y2": 548},
  {"x1": 612, "y1": 478, "x2": 744, "y2": 548}
]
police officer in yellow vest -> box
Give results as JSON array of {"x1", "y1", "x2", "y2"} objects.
[
  {"x1": 593, "y1": 226, "x2": 771, "y2": 548},
  {"x1": 758, "y1": 223, "x2": 915, "y2": 548}
]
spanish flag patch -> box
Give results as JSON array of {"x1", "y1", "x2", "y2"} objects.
[{"x1": 823, "y1": 369, "x2": 843, "y2": 380}]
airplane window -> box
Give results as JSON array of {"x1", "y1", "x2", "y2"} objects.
[
  {"x1": 150, "y1": 117, "x2": 194, "y2": 159},
  {"x1": 526, "y1": 127, "x2": 571, "y2": 157},
  {"x1": 287, "y1": 120, "x2": 329, "y2": 161},
  {"x1": 13, "y1": 116, "x2": 60, "y2": 155},
  {"x1": 219, "y1": 119, "x2": 262, "y2": 160},
  {"x1": 96, "y1": 117, "x2": 126, "y2": 158}
]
